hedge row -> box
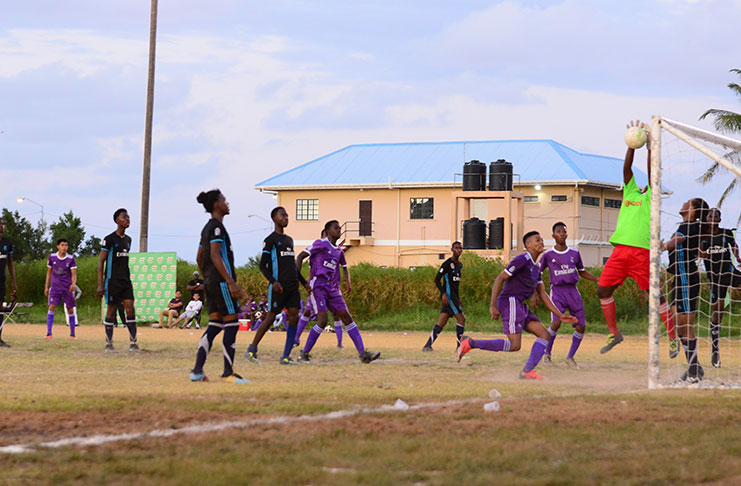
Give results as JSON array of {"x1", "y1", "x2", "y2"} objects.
[{"x1": 10, "y1": 253, "x2": 650, "y2": 323}]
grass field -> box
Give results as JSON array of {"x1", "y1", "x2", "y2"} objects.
[{"x1": 1, "y1": 323, "x2": 740, "y2": 485}]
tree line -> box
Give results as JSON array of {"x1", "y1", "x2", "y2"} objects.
[{"x1": 1, "y1": 208, "x2": 102, "y2": 262}]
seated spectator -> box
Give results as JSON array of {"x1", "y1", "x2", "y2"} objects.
[
  {"x1": 187, "y1": 271, "x2": 205, "y2": 327},
  {"x1": 172, "y1": 294, "x2": 204, "y2": 329},
  {"x1": 155, "y1": 291, "x2": 184, "y2": 328},
  {"x1": 251, "y1": 293, "x2": 269, "y2": 330},
  {"x1": 239, "y1": 293, "x2": 258, "y2": 321}
]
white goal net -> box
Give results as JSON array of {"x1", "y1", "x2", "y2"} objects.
[{"x1": 649, "y1": 116, "x2": 741, "y2": 388}]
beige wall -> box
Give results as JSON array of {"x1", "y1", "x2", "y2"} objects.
[{"x1": 275, "y1": 183, "x2": 623, "y2": 268}]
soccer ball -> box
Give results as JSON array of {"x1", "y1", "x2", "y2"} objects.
[{"x1": 624, "y1": 126, "x2": 648, "y2": 149}]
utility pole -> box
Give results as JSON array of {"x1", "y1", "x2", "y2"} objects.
[{"x1": 139, "y1": 0, "x2": 158, "y2": 252}]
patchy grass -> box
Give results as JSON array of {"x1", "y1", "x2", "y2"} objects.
[{"x1": 0, "y1": 324, "x2": 739, "y2": 485}]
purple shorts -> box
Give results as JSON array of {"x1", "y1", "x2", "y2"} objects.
[
  {"x1": 49, "y1": 288, "x2": 75, "y2": 308},
  {"x1": 549, "y1": 285, "x2": 586, "y2": 327},
  {"x1": 303, "y1": 297, "x2": 318, "y2": 320},
  {"x1": 310, "y1": 285, "x2": 347, "y2": 314},
  {"x1": 498, "y1": 295, "x2": 539, "y2": 334}
]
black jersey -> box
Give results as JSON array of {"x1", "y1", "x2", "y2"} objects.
[
  {"x1": 260, "y1": 231, "x2": 297, "y2": 285},
  {"x1": 435, "y1": 257, "x2": 462, "y2": 301},
  {"x1": 102, "y1": 231, "x2": 131, "y2": 281},
  {"x1": 668, "y1": 221, "x2": 701, "y2": 275},
  {"x1": 702, "y1": 228, "x2": 738, "y2": 277},
  {"x1": 199, "y1": 218, "x2": 235, "y2": 283},
  {"x1": 0, "y1": 237, "x2": 13, "y2": 282}
]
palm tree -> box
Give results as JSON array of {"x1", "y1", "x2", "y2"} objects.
[{"x1": 698, "y1": 69, "x2": 741, "y2": 216}]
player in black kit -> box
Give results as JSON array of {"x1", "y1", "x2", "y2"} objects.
[
  {"x1": 423, "y1": 241, "x2": 466, "y2": 352},
  {"x1": 190, "y1": 189, "x2": 249, "y2": 383},
  {"x1": 701, "y1": 208, "x2": 741, "y2": 368},
  {"x1": 0, "y1": 217, "x2": 17, "y2": 347},
  {"x1": 96, "y1": 208, "x2": 139, "y2": 352},
  {"x1": 245, "y1": 206, "x2": 305, "y2": 365}
]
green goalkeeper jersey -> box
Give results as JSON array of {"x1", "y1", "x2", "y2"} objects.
[{"x1": 609, "y1": 175, "x2": 651, "y2": 250}]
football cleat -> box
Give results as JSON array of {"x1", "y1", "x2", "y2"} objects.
[
  {"x1": 279, "y1": 356, "x2": 298, "y2": 365},
  {"x1": 600, "y1": 333, "x2": 624, "y2": 354},
  {"x1": 220, "y1": 373, "x2": 250, "y2": 384},
  {"x1": 542, "y1": 354, "x2": 552, "y2": 364},
  {"x1": 457, "y1": 336, "x2": 472, "y2": 362},
  {"x1": 44, "y1": 334, "x2": 53, "y2": 339},
  {"x1": 245, "y1": 344, "x2": 259, "y2": 363},
  {"x1": 298, "y1": 351, "x2": 311, "y2": 363},
  {"x1": 564, "y1": 357, "x2": 580, "y2": 369},
  {"x1": 519, "y1": 369, "x2": 544, "y2": 380},
  {"x1": 128, "y1": 343, "x2": 141, "y2": 353},
  {"x1": 421, "y1": 345, "x2": 433, "y2": 352},
  {"x1": 105, "y1": 343, "x2": 115, "y2": 353},
  {"x1": 669, "y1": 338, "x2": 680, "y2": 359},
  {"x1": 0, "y1": 340, "x2": 11, "y2": 348},
  {"x1": 190, "y1": 371, "x2": 208, "y2": 382},
  {"x1": 360, "y1": 350, "x2": 381, "y2": 363}
]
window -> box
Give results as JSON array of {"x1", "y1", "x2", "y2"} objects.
[
  {"x1": 602, "y1": 256, "x2": 610, "y2": 265},
  {"x1": 551, "y1": 195, "x2": 568, "y2": 202},
  {"x1": 581, "y1": 196, "x2": 600, "y2": 207},
  {"x1": 524, "y1": 195, "x2": 539, "y2": 202},
  {"x1": 296, "y1": 199, "x2": 318, "y2": 220},
  {"x1": 410, "y1": 198, "x2": 434, "y2": 219},
  {"x1": 604, "y1": 198, "x2": 622, "y2": 209},
  {"x1": 438, "y1": 253, "x2": 446, "y2": 260}
]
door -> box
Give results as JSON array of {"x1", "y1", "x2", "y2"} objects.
[{"x1": 359, "y1": 200, "x2": 372, "y2": 236}]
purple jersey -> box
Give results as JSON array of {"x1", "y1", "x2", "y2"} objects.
[
  {"x1": 540, "y1": 247, "x2": 584, "y2": 287},
  {"x1": 305, "y1": 238, "x2": 344, "y2": 288},
  {"x1": 500, "y1": 252, "x2": 542, "y2": 302},
  {"x1": 47, "y1": 253, "x2": 76, "y2": 291},
  {"x1": 332, "y1": 249, "x2": 347, "y2": 289}
]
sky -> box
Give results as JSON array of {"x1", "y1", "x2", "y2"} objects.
[{"x1": 1, "y1": 0, "x2": 740, "y2": 264}]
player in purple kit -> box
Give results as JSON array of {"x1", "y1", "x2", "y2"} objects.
[
  {"x1": 458, "y1": 231, "x2": 577, "y2": 379},
  {"x1": 44, "y1": 238, "x2": 78, "y2": 339},
  {"x1": 0, "y1": 218, "x2": 17, "y2": 347},
  {"x1": 295, "y1": 220, "x2": 380, "y2": 364},
  {"x1": 539, "y1": 222, "x2": 598, "y2": 368}
]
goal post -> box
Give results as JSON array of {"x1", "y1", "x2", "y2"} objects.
[{"x1": 648, "y1": 115, "x2": 741, "y2": 388}]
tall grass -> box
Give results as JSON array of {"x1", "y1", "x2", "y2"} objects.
[{"x1": 10, "y1": 253, "x2": 739, "y2": 333}]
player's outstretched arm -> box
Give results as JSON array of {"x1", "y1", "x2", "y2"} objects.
[
  {"x1": 537, "y1": 283, "x2": 576, "y2": 324},
  {"x1": 489, "y1": 271, "x2": 510, "y2": 320},
  {"x1": 578, "y1": 269, "x2": 599, "y2": 283}
]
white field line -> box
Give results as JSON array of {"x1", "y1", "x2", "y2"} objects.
[{"x1": 0, "y1": 388, "x2": 651, "y2": 455}]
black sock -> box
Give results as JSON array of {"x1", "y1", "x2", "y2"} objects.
[
  {"x1": 193, "y1": 322, "x2": 223, "y2": 374},
  {"x1": 425, "y1": 325, "x2": 443, "y2": 347},
  {"x1": 682, "y1": 338, "x2": 699, "y2": 375},
  {"x1": 710, "y1": 321, "x2": 720, "y2": 353},
  {"x1": 221, "y1": 321, "x2": 239, "y2": 377},
  {"x1": 456, "y1": 324, "x2": 465, "y2": 345},
  {"x1": 0, "y1": 314, "x2": 4, "y2": 340},
  {"x1": 104, "y1": 317, "x2": 115, "y2": 344},
  {"x1": 126, "y1": 317, "x2": 137, "y2": 344}
]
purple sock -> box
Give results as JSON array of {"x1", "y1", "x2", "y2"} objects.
[
  {"x1": 302, "y1": 325, "x2": 323, "y2": 354},
  {"x1": 545, "y1": 326, "x2": 557, "y2": 355},
  {"x1": 68, "y1": 311, "x2": 76, "y2": 337},
  {"x1": 345, "y1": 322, "x2": 364, "y2": 355},
  {"x1": 334, "y1": 320, "x2": 343, "y2": 347},
  {"x1": 46, "y1": 311, "x2": 55, "y2": 335},
  {"x1": 296, "y1": 315, "x2": 309, "y2": 344},
  {"x1": 567, "y1": 331, "x2": 584, "y2": 359},
  {"x1": 252, "y1": 318, "x2": 262, "y2": 331},
  {"x1": 471, "y1": 338, "x2": 511, "y2": 352},
  {"x1": 523, "y1": 337, "x2": 549, "y2": 373}
]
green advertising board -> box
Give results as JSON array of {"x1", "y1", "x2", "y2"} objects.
[{"x1": 129, "y1": 252, "x2": 177, "y2": 322}]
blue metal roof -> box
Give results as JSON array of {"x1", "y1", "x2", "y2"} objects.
[{"x1": 255, "y1": 140, "x2": 647, "y2": 188}]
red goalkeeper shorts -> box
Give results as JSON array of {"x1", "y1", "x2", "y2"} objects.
[{"x1": 598, "y1": 244, "x2": 649, "y2": 290}]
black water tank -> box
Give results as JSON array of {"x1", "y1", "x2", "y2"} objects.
[
  {"x1": 463, "y1": 218, "x2": 486, "y2": 249},
  {"x1": 462, "y1": 160, "x2": 486, "y2": 191},
  {"x1": 488, "y1": 159, "x2": 513, "y2": 191},
  {"x1": 488, "y1": 218, "x2": 504, "y2": 249}
]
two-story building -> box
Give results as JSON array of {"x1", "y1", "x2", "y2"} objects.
[{"x1": 255, "y1": 140, "x2": 646, "y2": 268}]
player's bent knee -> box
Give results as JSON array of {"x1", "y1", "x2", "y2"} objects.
[{"x1": 509, "y1": 343, "x2": 521, "y2": 352}]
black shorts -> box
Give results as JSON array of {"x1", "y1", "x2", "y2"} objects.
[
  {"x1": 205, "y1": 279, "x2": 240, "y2": 317},
  {"x1": 709, "y1": 271, "x2": 741, "y2": 304},
  {"x1": 268, "y1": 282, "x2": 301, "y2": 313},
  {"x1": 671, "y1": 271, "x2": 700, "y2": 314},
  {"x1": 441, "y1": 297, "x2": 463, "y2": 317},
  {"x1": 105, "y1": 278, "x2": 134, "y2": 305}
]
